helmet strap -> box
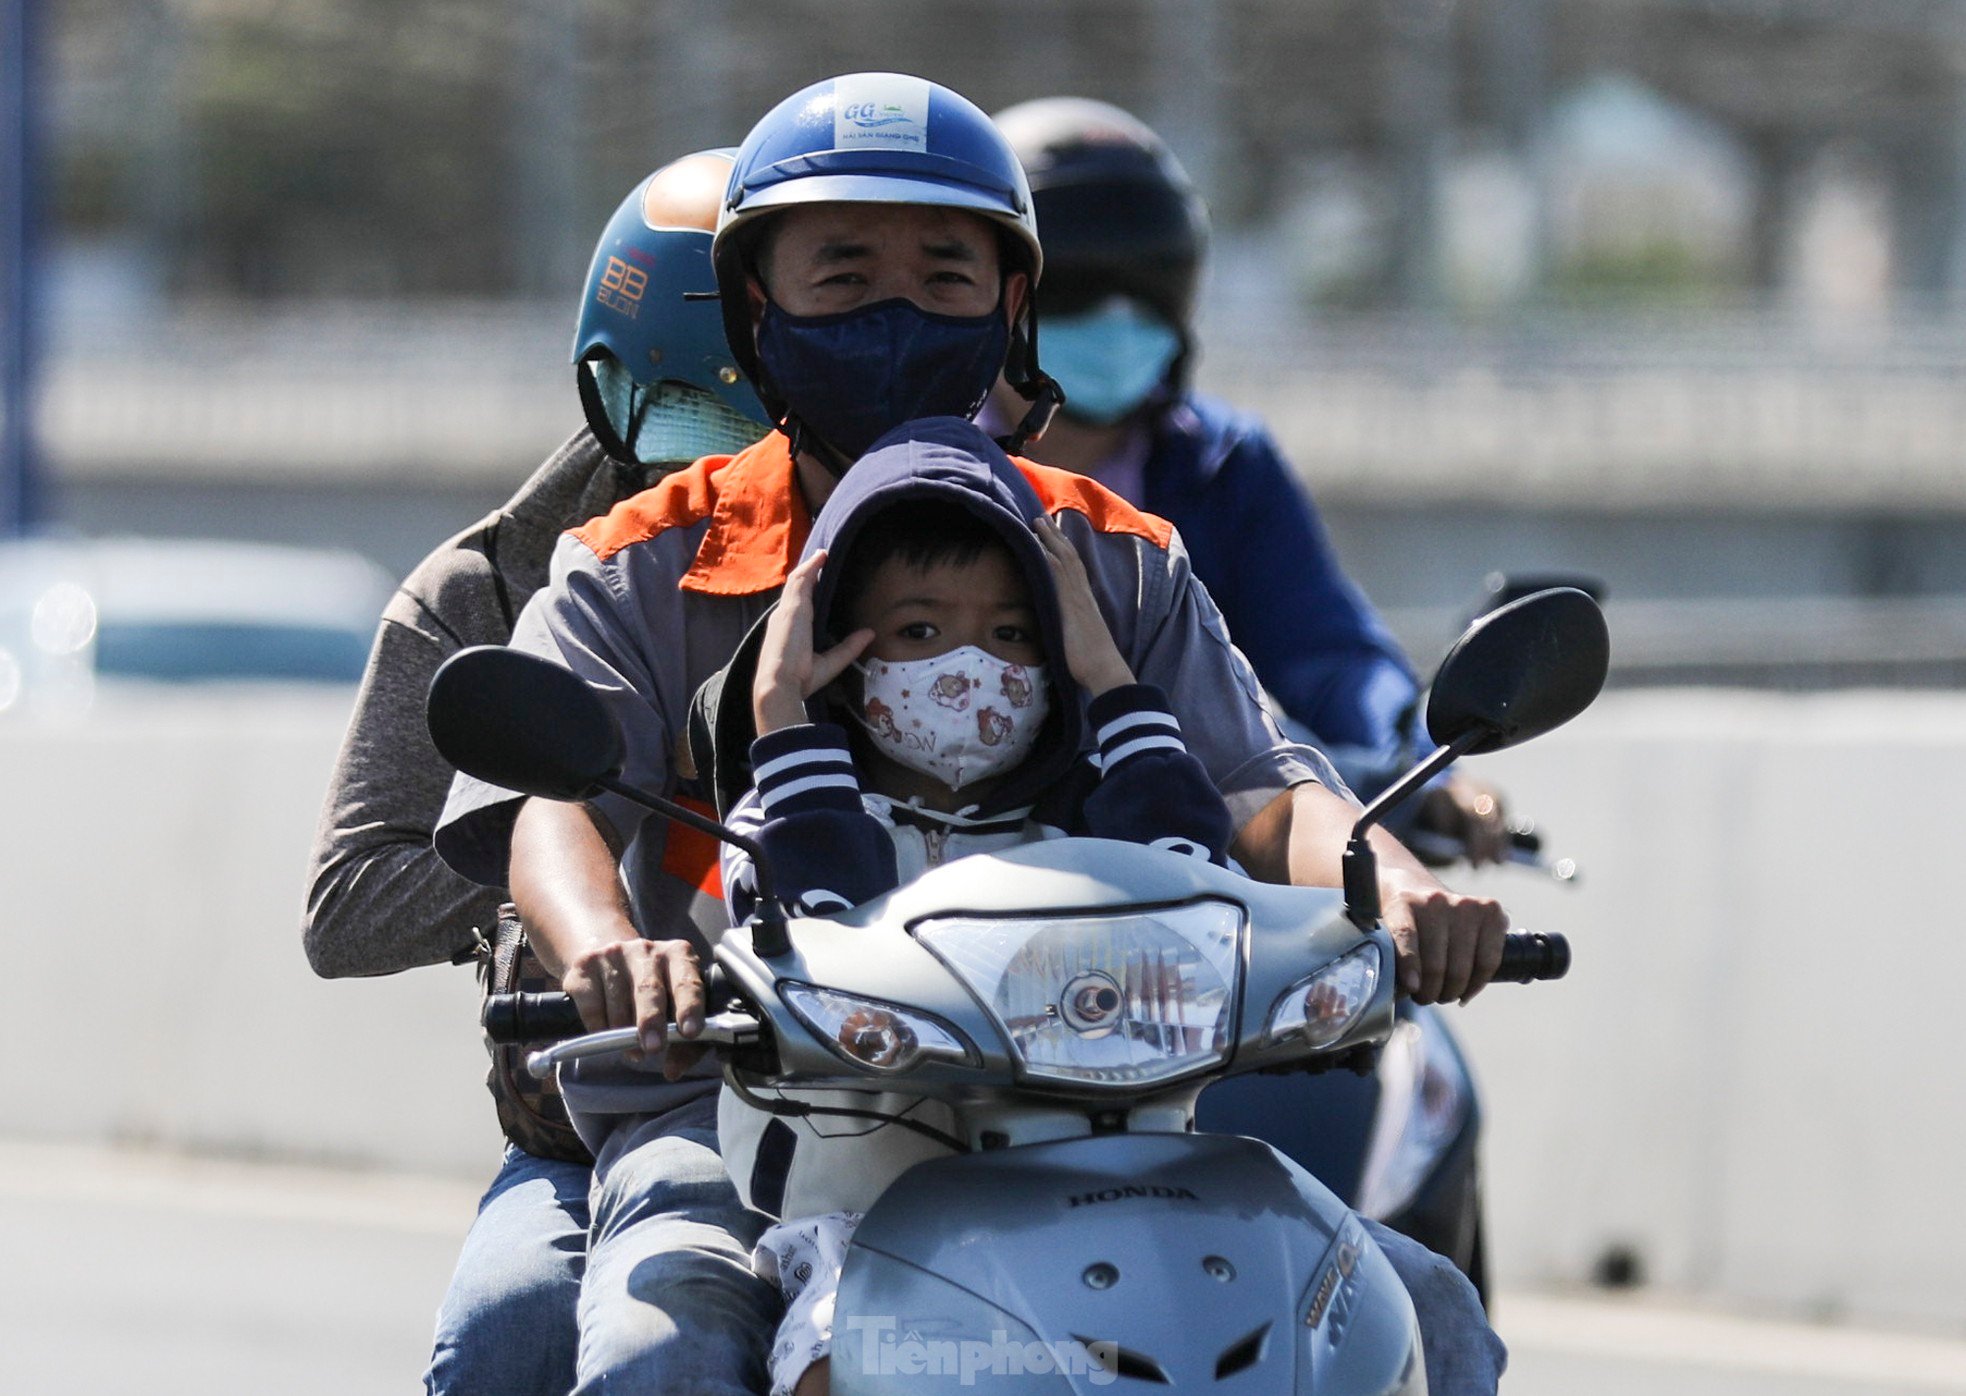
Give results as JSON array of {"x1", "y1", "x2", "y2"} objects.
[
  {"x1": 1000, "y1": 374, "x2": 1063, "y2": 456},
  {"x1": 999, "y1": 300, "x2": 1061, "y2": 454},
  {"x1": 576, "y1": 357, "x2": 638, "y2": 464},
  {"x1": 782, "y1": 415, "x2": 857, "y2": 479}
]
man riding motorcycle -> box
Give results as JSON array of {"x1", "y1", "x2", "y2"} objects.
[{"x1": 435, "y1": 72, "x2": 1509, "y2": 1394}]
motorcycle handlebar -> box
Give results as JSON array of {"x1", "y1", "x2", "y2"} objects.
[
  {"x1": 482, "y1": 965, "x2": 735, "y2": 1045},
  {"x1": 1491, "y1": 930, "x2": 1570, "y2": 983},
  {"x1": 484, "y1": 931, "x2": 1573, "y2": 1047},
  {"x1": 1407, "y1": 824, "x2": 1543, "y2": 865}
]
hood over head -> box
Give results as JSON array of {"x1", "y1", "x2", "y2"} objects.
[
  {"x1": 688, "y1": 418, "x2": 1092, "y2": 817},
  {"x1": 804, "y1": 416, "x2": 1084, "y2": 813}
]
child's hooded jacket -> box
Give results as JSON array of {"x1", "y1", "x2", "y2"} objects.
[
  {"x1": 715, "y1": 419, "x2": 1239, "y2": 1219},
  {"x1": 716, "y1": 416, "x2": 1235, "y2": 926}
]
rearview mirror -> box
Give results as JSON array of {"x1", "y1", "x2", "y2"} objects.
[
  {"x1": 1425, "y1": 587, "x2": 1610, "y2": 755},
  {"x1": 426, "y1": 645, "x2": 798, "y2": 958},
  {"x1": 1342, "y1": 587, "x2": 1608, "y2": 927},
  {"x1": 426, "y1": 646, "x2": 622, "y2": 801}
]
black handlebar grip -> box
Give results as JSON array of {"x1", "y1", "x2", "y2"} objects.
[
  {"x1": 481, "y1": 966, "x2": 736, "y2": 1044},
  {"x1": 1490, "y1": 931, "x2": 1571, "y2": 983},
  {"x1": 481, "y1": 991, "x2": 587, "y2": 1044}
]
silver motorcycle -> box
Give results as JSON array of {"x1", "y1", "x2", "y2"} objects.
[{"x1": 434, "y1": 586, "x2": 1609, "y2": 1394}]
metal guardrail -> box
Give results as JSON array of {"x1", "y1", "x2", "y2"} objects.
[
  {"x1": 1201, "y1": 308, "x2": 1966, "y2": 512},
  {"x1": 36, "y1": 304, "x2": 1966, "y2": 514},
  {"x1": 40, "y1": 304, "x2": 576, "y2": 483}
]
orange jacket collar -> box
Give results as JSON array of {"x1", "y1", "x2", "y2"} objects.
[
  {"x1": 631, "y1": 430, "x2": 1175, "y2": 596},
  {"x1": 680, "y1": 433, "x2": 812, "y2": 596}
]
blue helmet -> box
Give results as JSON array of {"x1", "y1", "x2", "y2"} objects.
[
  {"x1": 711, "y1": 73, "x2": 1056, "y2": 440},
  {"x1": 574, "y1": 150, "x2": 772, "y2": 465}
]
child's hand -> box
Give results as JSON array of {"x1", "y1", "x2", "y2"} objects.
[
  {"x1": 754, "y1": 550, "x2": 875, "y2": 735},
  {"x1": 1035, "y1": 516, "x2": 1134, "y2": 698}
]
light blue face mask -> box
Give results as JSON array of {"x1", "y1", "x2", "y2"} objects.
[
  {"x1": 590, "y1": 356, "x2": 764, "y2": 466},
  {"x1": 1040, "y1": 297, "x2": 1183, "y2": 426}
]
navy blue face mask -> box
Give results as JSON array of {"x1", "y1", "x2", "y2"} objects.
[{"x1": 754, "y1": 296, "x2": 1009, "y2": 464}]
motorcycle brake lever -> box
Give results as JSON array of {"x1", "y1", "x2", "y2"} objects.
[
  {"x1": 1403, "y1": 826, "x2": 1580, "y2": 884},
  {"x1": 524, "y1": 1011, "x2": 763, "y2": 1079}
]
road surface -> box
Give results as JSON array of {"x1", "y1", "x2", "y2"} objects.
[{"x1": 2, "y1": 1141, "x2": 1960, "y2": 1394}]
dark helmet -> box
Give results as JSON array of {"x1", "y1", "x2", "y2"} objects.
[
  {"x1": 994, "y1": 98, "x2": 1210, "y2": 364},
  {"x1": 713, "y1": 73, "x2": 1057, "y2": 446},
  {"x1": 573, "y1": 150, "x2": 772, "y2": 465}
]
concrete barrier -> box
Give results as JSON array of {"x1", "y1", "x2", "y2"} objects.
[
  {"x1": 2, "y1": 686, "x2": 1960, "y2": 1325},
  {"x1": 1456, "y1": 688, "x2": 1966, "y2": 1329},
  {"x1": 0, "y1": 688, "x2": 503, "y2": 1178}
]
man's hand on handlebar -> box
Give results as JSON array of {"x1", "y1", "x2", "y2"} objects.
[
  {"x1": 561, "y1": 937, "x2": 708, "y2": 1081},
  {"x1": 1378, "y1": 868, "x2": 1509, "y2": 1007},
  {"x1": 1416, "y1": 774, "x2": 1509, "y2": 867}
]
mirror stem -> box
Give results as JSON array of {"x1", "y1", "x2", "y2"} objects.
[
  {"x1": 1342, "y1": 727, "x2": 1488, "y2": 929},
  {"x1": 595, "y1": 776, "x2": 793, "y2": 957}
]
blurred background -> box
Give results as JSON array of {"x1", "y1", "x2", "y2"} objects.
[{"x1": 5, "y1": 1, "x2": 1966, "y2": 1392}]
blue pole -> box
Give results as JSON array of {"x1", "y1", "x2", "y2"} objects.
[{"x1": 1, "y1": 0, "x2": 41, "y2": 536}]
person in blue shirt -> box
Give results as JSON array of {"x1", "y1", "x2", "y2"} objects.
[{"x1": 991, "y1": 97, "x2": 1506, "y2": 859}]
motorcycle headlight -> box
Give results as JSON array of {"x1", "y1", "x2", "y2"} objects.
[
  {"x1": 779, "y1": 982, "x2": 976, "y2": 1074},
  {"x1": 1356, "y1": 1009, "x2": 1473, "y2": 1221},
  {"x1": 1264, "y1": 944, "x2": 1382, "y2": 1051},
  {"x1": 914, "y1": 900, "x2": 1244, "y2": 1088}
]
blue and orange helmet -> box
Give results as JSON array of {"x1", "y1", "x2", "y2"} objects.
[{"x1": 574, "y1": 150, "x2": 772, "y2": 465}]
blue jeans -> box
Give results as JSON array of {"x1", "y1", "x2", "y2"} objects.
[
  {"x1": 1366, "y1": 1219, "x2": 1508, "y2": 1394},
  {"x1": 425, "y1": 1144, "x2": 591, "y2": 1396},
  {"x1": 575, "y1": 1092, "x2": 781, "y2": 1394}
]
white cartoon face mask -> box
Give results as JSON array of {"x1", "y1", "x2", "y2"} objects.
[{"x1": 850, "y1": 645, "x2": 1051, "y2": 791}]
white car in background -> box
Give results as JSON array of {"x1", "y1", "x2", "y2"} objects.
[{"x1": 0, "y1": 536, "x2": 392, "y2": 715}]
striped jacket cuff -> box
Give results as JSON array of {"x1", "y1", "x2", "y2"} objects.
[
  {"x1": 1088, "y1": 684, "x2": 1190, "y2": 772},
  {"x1": 748, "y1": 724, "x2": 864, "y2": 815}
]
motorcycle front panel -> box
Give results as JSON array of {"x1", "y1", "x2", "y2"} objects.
[{"x1": 832, "y1": 1132, "x2": 1425, "y2": 1394}]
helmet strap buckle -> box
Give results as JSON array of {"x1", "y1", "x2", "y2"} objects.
[{"x1": 999, "y1": 375, "x2": 1063, "y2": 456}]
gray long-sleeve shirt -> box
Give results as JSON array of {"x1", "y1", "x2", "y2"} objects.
[{"x1": 302, "y1": 428, "x2": 674, "y2": 978}]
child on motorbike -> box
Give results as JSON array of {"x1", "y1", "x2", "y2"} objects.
[{"x1": 712, "y1": 416, "x2": 1239, "y2": 1396}]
